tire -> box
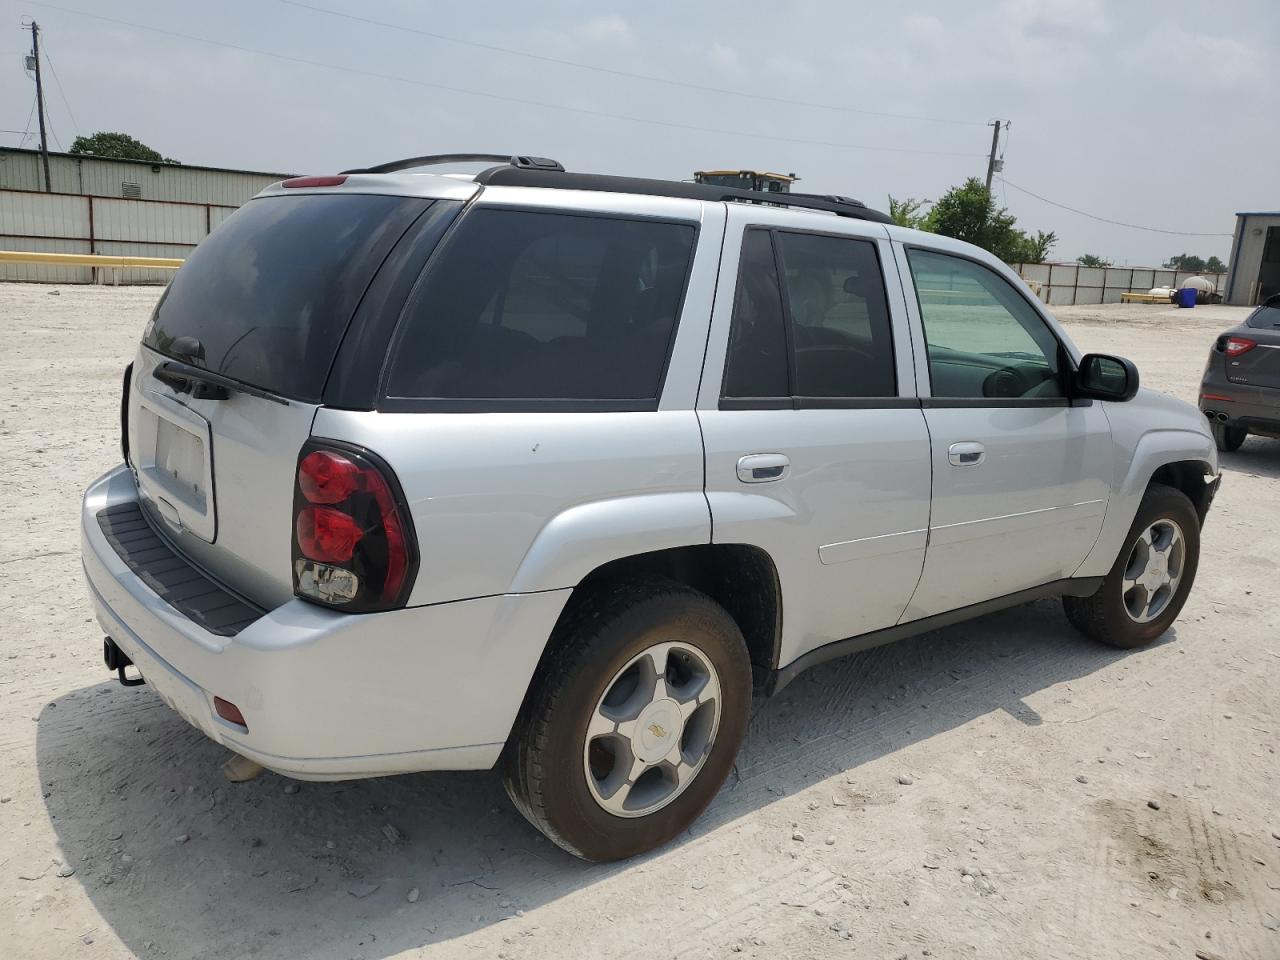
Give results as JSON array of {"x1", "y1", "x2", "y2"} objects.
[
  {"x1": 1063, "y1": 483, "x2": 1200, "y2": 649},
  {"x1": 1211, "y1": 421, "x2": 1246, "y2": 452},
  {"x1": 502, "y1": 581, "x2": 751, "y2": 862}
]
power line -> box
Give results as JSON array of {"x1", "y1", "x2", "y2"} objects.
[
  {"x1": 23, "y1": 1, "x2": 987, "y2": 161},
  {"x1": 999, "y1": 177, "x2": 1233, "y2": 238},
  {"x1": 277, "y1": 0, "x2": 988, "y2": 128},
  {"x1": 16, "y1": 93, "x2": 38, "y2": 145},
  {"x1": 41, "y1": 36, "x2": 82, "y2": 138}
]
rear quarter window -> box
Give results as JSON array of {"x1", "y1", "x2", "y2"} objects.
[
  {"x1": 143, "y1": 193, "x2": 431, "y2": 402},
  {"x1": 383, "y1": 208, "x2": 697, "y2": 409}
]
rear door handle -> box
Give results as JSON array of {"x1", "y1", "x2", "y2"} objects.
[
  {"x1": 948, "y1": 441, "x2": 985, "y2": 466},
  {"x1": 737, "y1": 453, "x2": 790, "y2": 483}
]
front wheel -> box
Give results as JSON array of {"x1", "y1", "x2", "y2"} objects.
[
  {"x1": 502, "y1": 582, "x2": 751, "y2": 862},
  {"x1": 1064, "y1": 483, "x2": 1201, "y2": 649},
  {"x1": 1211, "y1": 421, "x2": 1247, "y2": 452}
]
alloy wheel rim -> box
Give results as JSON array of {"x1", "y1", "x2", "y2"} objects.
[
  {"x1": 1121, "y1": 518, "x2": 1185, "y2": 624},
  {"x1": 582, "y1": 641, "x2": 722, "y2": 818}
]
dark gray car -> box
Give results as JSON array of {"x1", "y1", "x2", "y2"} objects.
[{"x1": 1200, "y1": 294, "x2": 1280, "y2": 451}]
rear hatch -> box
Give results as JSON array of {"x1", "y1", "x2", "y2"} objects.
[
  {"x1": 1225, "y1": 299, "x2": 1280, "y2": 391},
  {"x1": 125, "y1": 189, "x2": 435, "y2": 609}
]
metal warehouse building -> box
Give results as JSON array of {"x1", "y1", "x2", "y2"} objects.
[
  {"x1": 0, "y1": 147, "x2": 293, "y2": 283},
  {"x1": 1225, "y1": 211, "x2": 1280, "y2": 306}
]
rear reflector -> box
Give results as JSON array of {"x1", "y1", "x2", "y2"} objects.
[
  {"x1": 1225, "y1": 337, "x2": 1257, "y2": 357},
  {"x1": 1200, "y1": 393, "x2": 1234, "y2": 403},
  {"x1": 214, "y1": 696, "x2": 247, "y2": 728},
  {"x1": 282, "y1": 175, "x2": 348, "y2": 188}
]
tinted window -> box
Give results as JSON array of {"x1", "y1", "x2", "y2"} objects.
[
  {"x1": 776, "y1": 232, "x2": 896, "y2": 397},
  {"x1": 907, "y1": 249, "x2": 1064, "y2": 400},
  {"x1": 722, "y1": 230, "x2": 788, "y2": 398},
  {"x1": 386, "y1": 209, "x2": 695, "y2": 404},
  {"x1": 144, "y1": 194, "x2": 430, "y2": 402},
  {"x1": 1246, "y1": 296, "x2": 1280, "y2": 329}
]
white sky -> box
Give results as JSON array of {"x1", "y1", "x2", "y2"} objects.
[{"x1": 3, "y1": 0, "x2": 1272, "y2": 265}]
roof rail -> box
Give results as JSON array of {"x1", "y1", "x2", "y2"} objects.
[
  {"x1": 341, "y1": 153, "x2": 564, "y2": 175},
  {"x1": 473, "y1": 167, "x2": 892, "y2": 223}
]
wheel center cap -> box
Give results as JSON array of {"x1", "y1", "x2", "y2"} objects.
[{"x1": 634, "y1": 699, "x2": 681, "y2": 763}]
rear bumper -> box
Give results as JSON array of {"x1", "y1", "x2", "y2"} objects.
[
  {"x1": 1199, "y1": 371, "x2": 1280, "y2": 436},
  {"x1": 81, "y1": 465, "x2": 569, "y2": 780}
]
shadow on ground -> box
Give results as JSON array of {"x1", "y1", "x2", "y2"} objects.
[
  {"x1": 38, "y1": 598, "x2": 1153, "y2": 958},
  {"x1": 1219, "y1": 434, "x2": 1280, "y2": 481}
]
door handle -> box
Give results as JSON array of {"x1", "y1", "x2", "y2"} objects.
[
  {"x1": 948, "y1": 441, "x2": 985, "y2": 466},
  {"x1": 737, "y1": 453, "x2": 790, "y2": 483}
]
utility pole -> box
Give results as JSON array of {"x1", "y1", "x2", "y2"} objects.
[
  {"x1": 984, "y1": 119, "x2": 1005, "y2": 194},
  {"x1": 30, "y1": 20, "x2": 53, "y2": 192}
]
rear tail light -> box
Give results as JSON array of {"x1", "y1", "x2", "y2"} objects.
[
  {"x1": 1224, "y1": 337, "x2": 1257, "y2": 357},
  {"x1": 291, "y1": 442, "x2": 417, "y2": 612}
]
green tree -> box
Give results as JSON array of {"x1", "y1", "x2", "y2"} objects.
[
  {"x1": 887, "y1": 195, "x2": 932, "y2": 230},
  {"x1": 927, "y1": 177, "x2": 1050, "y2": 264},
  {"x1": 1164, "y1": 253, "x2": 1207, "y2": 272},
  {"x1": 1077, "y1": 254, "x2": 1113, "y2": 268},
  {"x1": 1022, "y1": 229, "x2": 1058, "y2": 264},
  {"x1": 1206, "y1": 255, "x2": 1227, "y2": 273},
  {"x1": 69, "y1": 132, "x2": 177, "y2": 164}
]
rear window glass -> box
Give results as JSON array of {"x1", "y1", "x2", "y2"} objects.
[
  {"x1": 1246, "y1": 298, "x2": 1280, "y2": 329},
  {"x1": 385, "y1": 208, "x2": 696, "y2": 406},
  {"x1": 144, "y1": 194, "x2": 429, "y2": 402}
]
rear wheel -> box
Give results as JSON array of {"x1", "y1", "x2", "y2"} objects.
[
  {"x1": 502, "y1": 582, "x2": 751, "y2": 862},
  {"x1": 1064, "y1": 483, "x2": 1200, "y2": 649},
  {"x1": 1211, "y1": 421, "x2": 1247, "y2": 452}
]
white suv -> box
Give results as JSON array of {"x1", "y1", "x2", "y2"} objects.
[{"x1": 81, "y1": 153, "x2": 1220, "y2": 861}]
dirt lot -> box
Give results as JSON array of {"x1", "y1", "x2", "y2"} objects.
[{"x1": 2, "y1": 285, "x2": 1277, "y2": 960}]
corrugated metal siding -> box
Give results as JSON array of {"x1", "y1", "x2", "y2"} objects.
[
  {"x1": 0, "y1": 235, "x2": 92, "y2": 282},
  {"x1": 94, "y1": 198, "x2": 206, "y2": 245},
  {"x1": 0, "y1": 149, "x2": 287, "y2": 205},
  {"x1": 0, "y1": 191, "x2": 88, "y2": 240},
  {"x1": 0, "y1": 146, "x2": 283, "y2": 283},
  {"x1": 1010, "y1": 262, "x2": 1228, "y2": 306}
]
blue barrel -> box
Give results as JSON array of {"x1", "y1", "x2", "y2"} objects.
[{"x1": 1177, "y1": 287, "x2": 1197, "y2": 308}]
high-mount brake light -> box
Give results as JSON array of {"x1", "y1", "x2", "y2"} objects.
[
  {"x1": 1225, "y1": 337, "x2": 1257, "y2": 357},
  {"x1": 291, "y1": 444, "x2": 416, "y2": 612},
  {"x1": 282, "y1": 175, "x2": 348, "y2": 188}
]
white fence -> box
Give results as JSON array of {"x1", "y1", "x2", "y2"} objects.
[
  {"x1": 1010, "y1": 261, "x2": 1228, "y2": 306},
  {"x1": 0, "y1": 188, "x2": 236, "y2": 284}
]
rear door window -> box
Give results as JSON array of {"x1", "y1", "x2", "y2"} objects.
[
  {"x1": 384, "y1": 208, "x2": 697, "y2": 408},
  {"x1": 775, "y1": 231, "x2": 896, "y2": 398},
  {"x1": 144, "y1": 193, "x2": 431, "y2": 402},
  {"x1": 721, "y1": 228, "x2": 897, "y2": 403}
]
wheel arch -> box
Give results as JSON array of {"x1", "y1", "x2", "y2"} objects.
[
  {"x1": 507, "y1": 543, "x2": 783, "y2": 743},
  {"x1": 1074, "y1": 427, "x2": 1216, "y2": 579}
]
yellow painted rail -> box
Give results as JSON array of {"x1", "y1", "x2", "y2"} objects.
[{"x1": 0, "y1": 250, "x2": 183, "y2": 269}]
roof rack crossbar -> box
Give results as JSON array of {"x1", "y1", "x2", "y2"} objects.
[{"x1": 341, "y1": 153, "x2": 564, "y2": 175}]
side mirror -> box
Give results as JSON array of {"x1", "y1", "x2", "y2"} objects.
[{"x1": 1075, "y1": 353, "x2": 1139, "y2": 402}]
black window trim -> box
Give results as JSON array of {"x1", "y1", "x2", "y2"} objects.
[
  {"x1": 374, "y1": 202, "x2": 702, "y2": 414},
  {"x1": 903, "y1": 243, "x2": 1078, "y2": 407},
  {"x1": 718, "y1": 225, "x2": 903, "y2": 411}
]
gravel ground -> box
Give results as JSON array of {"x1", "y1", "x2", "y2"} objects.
[{"x1": 1, "y1": 284, "x2": 1278, "y2": 960}]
